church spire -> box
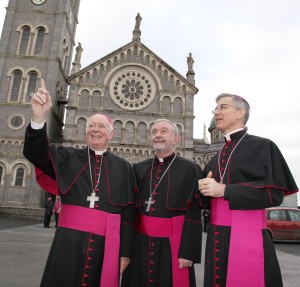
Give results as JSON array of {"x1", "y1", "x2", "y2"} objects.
[{"x1": 132, "y1": 13, "x2": 142, "y2": 41}]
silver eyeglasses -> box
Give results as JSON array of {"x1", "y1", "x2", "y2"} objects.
[{"x1": 212, "y1": 104, "x2": 239, "y2": 114}]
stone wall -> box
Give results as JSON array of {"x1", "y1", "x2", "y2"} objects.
[{"x1": 0, "y1": 206, "x2": 44, "y2": 220}]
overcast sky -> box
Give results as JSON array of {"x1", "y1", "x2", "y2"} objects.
[{"x1": 1, "y1": 0, "x2": 299, "y2": 203}]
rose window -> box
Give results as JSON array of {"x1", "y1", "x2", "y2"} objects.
[{"x1": 109, "y1": 69, "x2": 155, "y2": 110}]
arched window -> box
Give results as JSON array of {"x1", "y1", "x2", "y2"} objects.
[
  {"x1": 174, "y1": 97, "x2": 183, "y2": 115},
  {"x1": 79, "y1": 89, "x2": 90, "y2": 108},
  {"x1": 0, "y1": 140, "x2": 5, "y2": 154},
  {"x1": 63, "y1": 46, "x2": 69, "y2": 72},
  {"x1": 137, "y1": 122, "x2": 147, "y2": 144},
  {"x1": 10, "y1": 69, "x2": 22, "y2": 102},
  {"x1": 112, "y1": 120, "x2": 123, "y2": 143},
  {"x1": 34, "y1": 27, "x2": 45, "y2": 55},
  {"x1": 91, "y1": 90, "x2": 101, "y2": 108},
  {"x1": 161, "y1": 96, "x2": 172, "y2": 114},
  {"x1": 26, "y1": 71, "x2": 38, "y2": 102},
  {"x1": 19, "y1": 26, "x2": 30, "y2": 55},
  {"x1": 15, "y1": 167, "x2": 25, "y2": 187},
  {"x1": 124, "y1": 121, "x2": 135, "y2": 144},
  {"x1": 76, "y1": 117, "x2": 87, "y2": 141},
  {"x1": 0, "y1": 166, "x2": 3, "y2": 185},
  {"x1": 176, "y1": 124, "x2": 183, "y2": 146}
]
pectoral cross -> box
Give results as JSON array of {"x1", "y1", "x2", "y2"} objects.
[
  {"x1": 87, "y1": 192, "x2": 99, "y2": 208},
  {"x1": 145, "y1": 196, "x2": 155, "y2": 212}
]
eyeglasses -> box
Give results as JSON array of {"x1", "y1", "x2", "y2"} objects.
[{"x1": 212, "y1": 104, "x2": 239, "y2": 114}]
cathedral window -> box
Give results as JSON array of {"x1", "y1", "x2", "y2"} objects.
[
  {"x1": 174, "y1": 97, "x2": 183, "y2": 115},
  {"x1": 148, "y1": 123, "x2": 154, "y2": 143},
  {"x1": 0, "y1": 166, "x2": 3, "y2": 185},
  {"x1": 92, "y1": 68, "x2": 98, "y2": 79},
  {"x1": 34, "y1": 27, "x2": 45, "y2": 55},
  {"x1": 109, "y1": 68, "x2": 156, "y2": 111},
  {"x1": 10, "y1": 69, "x2": 22, "y2": 102},
  {"x1": 136, "y1": 122, "x2": 147, "y2": 144},
  {"x1": 0, "y1": 141, "x2": 5, "y2": 154},
  {"x1": 124, "y1": 121, "x2": 135, "y2": 143},
  {"x1": 26, "y1": 71, "x2": 38, "y2": 102},
  {"x1": 79, "y1": 89, "x2": 90, "y2": 108},
  {"x1": 161, "y1": 96, "x2": 172, "y2": 114},
  {"x1": 19, "y1": 26, "x2": 31, "y2": 55},
  {"x1": 176, "y1": 124, "x2": 183, "y2": 146},
  {"x1": 7, "y1": 113, "x2": 25, "y2": 130},
  {"x1": 14, "y1": 166, "x2": 25, "y2": 187},
  {"x1": 112, "y1": 120, "x2": 122, "y2": 143},
  {"x1": 91, "y1": 90, "x2": 102, "y2": 108},
  {"x1": 11, "y1": 116, "x2": 23, "y2": 128},
  {"x1": 63, "y1": 46, "x2": 69, "y2": 72},
  {"x1": 76, "y1": 117, "x2": 87, "y2": 141}
]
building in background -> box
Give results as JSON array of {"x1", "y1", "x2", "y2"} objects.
[{"x1": 0, "y1": 0, "x2": 296, "y2": 218}]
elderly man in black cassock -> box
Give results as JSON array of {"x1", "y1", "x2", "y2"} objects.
[
  {"x1": 121, "y1": 119, "x2": 205, "y2": 287},
  {"x1": 198, "y1": 93, "x2": 298, "y2": 287},
  {"x1": 23, "y1": 79, "x2": 135, "y2": 287}
]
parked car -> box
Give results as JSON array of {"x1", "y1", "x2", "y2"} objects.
[{"x1": 266, "y1": 207, "x2": 300, "y2": 242}]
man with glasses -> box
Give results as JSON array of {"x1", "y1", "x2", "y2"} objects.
[{"x1": 198, "y1": 93, "x2": 298, "y2": 287}]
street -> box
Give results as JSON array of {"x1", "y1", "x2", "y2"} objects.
[{"x1": 0, "y1": 217, "x2": 299, "y2": 287}]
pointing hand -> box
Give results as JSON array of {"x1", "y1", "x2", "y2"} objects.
[{"x1": 31, "y1": 78, "x2": 52, "y2": 123}]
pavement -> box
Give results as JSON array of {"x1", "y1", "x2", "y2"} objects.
[{"x1": 0, "y1": 216, "x2": 299, "y2": 287}]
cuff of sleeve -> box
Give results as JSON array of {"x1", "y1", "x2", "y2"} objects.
[
  {"x1": 31, "y1": 119, "x2": 45, "y2": 130},
  {"x1": 224, "y1": 185, "x2": 229, "y2": 200}
]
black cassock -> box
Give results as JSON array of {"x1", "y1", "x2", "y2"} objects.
[
  {"x1": 121, "y1": 153, "x2": 205, "y2": 287},
  {"x1": 23, "y1": 124, "x2": 135, "y2": 287},
  {"x1": 202, "y1": 129, "x2": 298, "y2": 287}
]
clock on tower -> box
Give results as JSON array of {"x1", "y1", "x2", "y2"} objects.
[{"x1": 31, "y1": 0, "x2": 47, "y2": 5}]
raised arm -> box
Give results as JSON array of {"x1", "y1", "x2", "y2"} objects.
[{"x1": 31, "y1": 78, "x2": 52, "y2": 123}]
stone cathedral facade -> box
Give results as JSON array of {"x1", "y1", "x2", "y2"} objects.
[{"x1": 0, "y1": 0, "x2": 295, "y2": 215}]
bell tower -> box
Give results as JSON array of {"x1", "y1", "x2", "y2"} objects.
[{"x1": 0, "y1": 0, "x2": 80, "y2": 209}]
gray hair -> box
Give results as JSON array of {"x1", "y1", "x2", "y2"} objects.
[
  {"x1": 216, "y1": 93, "x2": 250, "y2": 124},
  {"x1": 151, "y1": 119, "x2": 179, "y2": 135},
  {"x1": 86, "y1": 114, "x2": 114, "y2": 133}
]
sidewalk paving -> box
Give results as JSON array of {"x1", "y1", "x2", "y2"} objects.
[{"x1": 0, "y1": 218, "x2": 299, "y2": 287}]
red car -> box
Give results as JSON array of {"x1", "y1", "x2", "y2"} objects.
[{"x1": 266, "y1": 207, "x2": 300, "y2": 242}]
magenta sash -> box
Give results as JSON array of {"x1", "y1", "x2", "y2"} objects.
[
  {"x1": 135, "y1": 214, "x2": 189, "y2": 287},
  {"x1": 210, "y1": 198, "x2": 266, "y2": 287},
  {"x1": 58, "y1": 204, "x2": 120, "y2": 287}
]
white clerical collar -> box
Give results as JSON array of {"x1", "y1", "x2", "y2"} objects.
[
  {"x1": 91, "y1": 149, "x2": 106, "y2": 155},
  {"x1": 156, "y1": 153, "x2": 176, "y2": 163},
  {"x1": 224, "y1": 128, "x2": 245, "y2": 141}
]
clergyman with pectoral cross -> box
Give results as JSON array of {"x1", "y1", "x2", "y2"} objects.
[
  {"x1": 121, "y1": 119, "x2": 205, "y2": 287},
  {"x1": 23, "y1": 79, "x2": 135, "y2": 287}
]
